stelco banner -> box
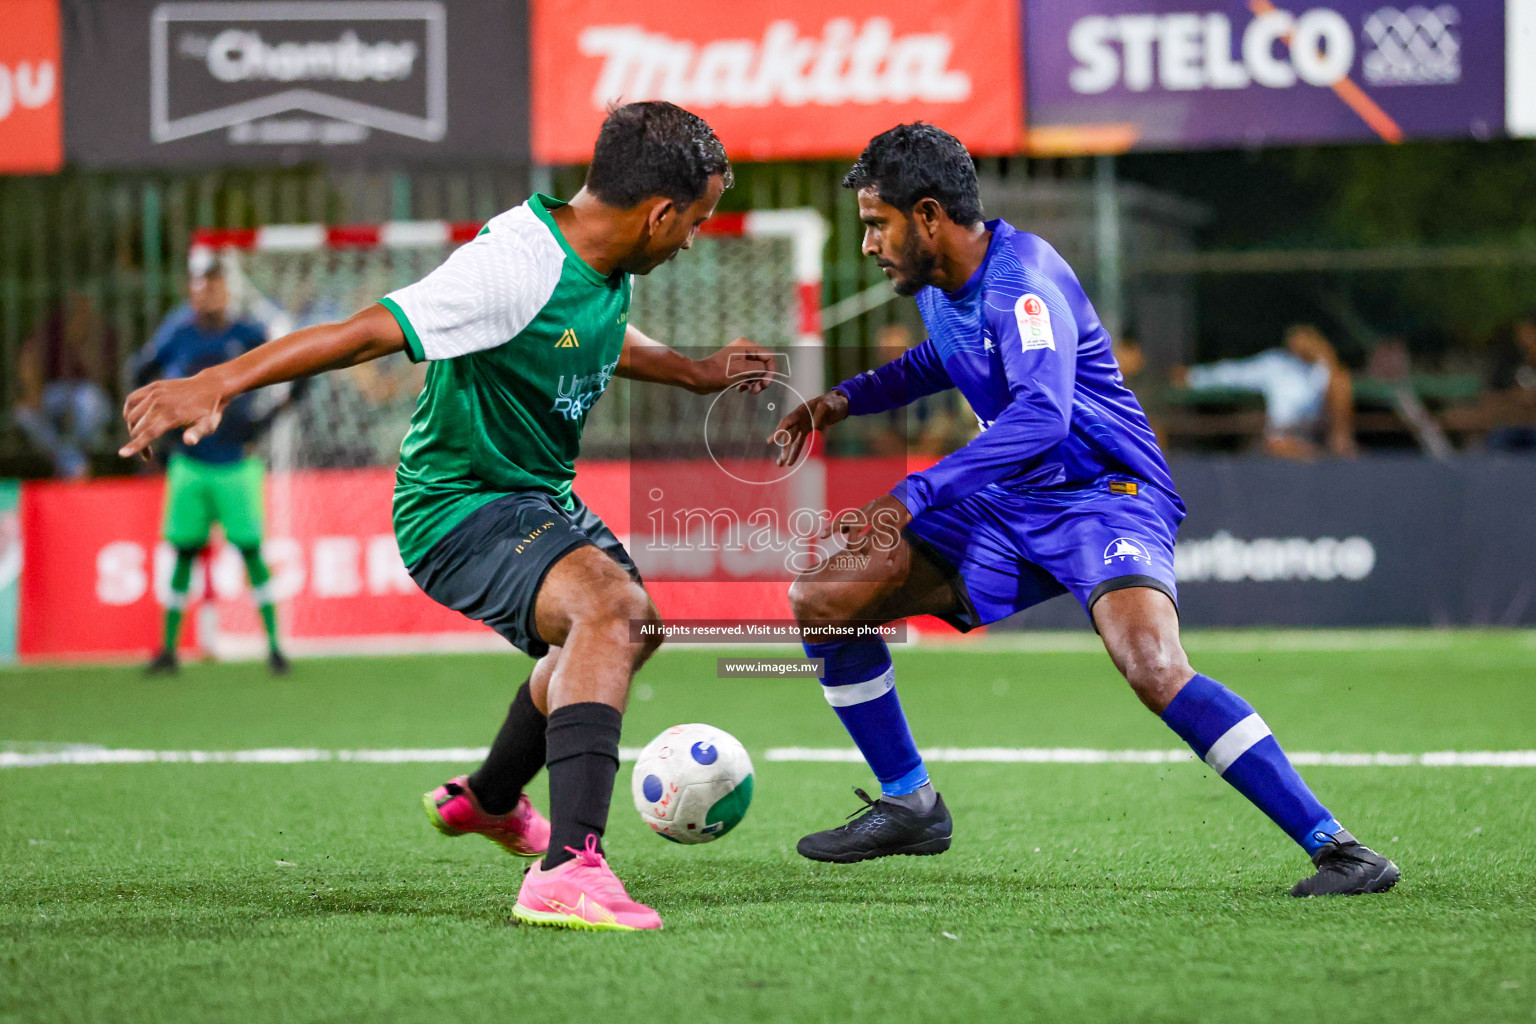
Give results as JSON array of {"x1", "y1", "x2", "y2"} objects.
[
  {"x1": 63, "y1": 0, "x2": 530, "y2": 166},
  {"x1": 530, "y1": 0, "x2": 1023, "y2": 163},
  {"x1": 0, "y1": 0, "x2": 64, "y2": 174},
  {"x1": 1026, "y1": 0, "x2": 1505, "y2": 152}
]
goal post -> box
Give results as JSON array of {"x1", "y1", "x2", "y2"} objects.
[{"x1": 184, "y1": 208, "x2": 828, "y2": 657}]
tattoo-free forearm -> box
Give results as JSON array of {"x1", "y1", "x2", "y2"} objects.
[
  {"x1": 615, "y1": 325, "x2": 699, "y2": 389},
  {"x1": 208, "y1": 304, "x2": 405, "y2": 400}
]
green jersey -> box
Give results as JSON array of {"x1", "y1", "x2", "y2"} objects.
[{"x1": 379, "y1": 194, "x2": 631, "y2": 566}]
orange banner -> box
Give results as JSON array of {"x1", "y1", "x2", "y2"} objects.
[
  {"x1": 0, "y1": 0, "x2": 62, "y2": 174},
  {"x1": 531, "y1": 0, "x2": 1022, "y2": 164}
]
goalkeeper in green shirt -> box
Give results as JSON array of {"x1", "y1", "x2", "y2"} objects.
[
  {"x1": 132, "y1": 258, "x2": 290, "y2": 676},
  {"x1": 119, "y1": 102, "x2": 775, "y2": 932}
]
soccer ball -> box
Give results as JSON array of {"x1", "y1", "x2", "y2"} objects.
[{"x1": 631, "y1": 723, "x2": 754, "y2": 844}]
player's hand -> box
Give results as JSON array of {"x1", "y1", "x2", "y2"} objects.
[
  {"x1": 821, "y1": 493, "x2": 911, "y2": 557},
  {"x1": 119, "y1": 371, "x2": 229, "y2": 459},
  {"x1": 689, "y1": 337, "x2": 777, "y2": 395},
  {"x1": 771, "y1": 390, "x2": 849, "y2": 467}
]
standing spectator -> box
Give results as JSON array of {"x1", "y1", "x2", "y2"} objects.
[
  {"x1": 132, "y1": 256, "x2": 291, "y2": 676},
  {"x1": 1176, "y1": 324, "x2": 1356, "y2": 460},
  {"x1": 13, "y1": 292, "x2": 116, "y2": 479},
  {"x1": 1484, "y1": 313, "x2": 1536, "y2": 452}
]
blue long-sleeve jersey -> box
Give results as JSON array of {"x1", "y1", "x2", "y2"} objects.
[
  {"x1": 835, "y1": 219, "x2": 1183, "y2": 520},
  {"x1": 133, "y1": 309, "x2": 269, "y2": 464}
]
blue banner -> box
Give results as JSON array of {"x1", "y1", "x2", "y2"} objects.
[
  {"x1": 998, "y1": 456, "x2": 1536, "y2": 628},
  {"x1": 1026, "y1": 0, "x2": 1506, "y2": 151}
]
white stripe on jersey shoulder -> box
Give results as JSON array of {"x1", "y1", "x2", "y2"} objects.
[
  {"x1": 481, "y1": 203, "x2": 565, "y2": 267},
  {"x1": 386, "y1": 201, "x2": 566, "y2": 361}
]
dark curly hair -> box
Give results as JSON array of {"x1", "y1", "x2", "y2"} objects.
[
  {"x1": 842, "y1": 122, "x2": 982, "y2": 226},
  {"x1": 585, "y1": 102, "x2": 732, "y2": 209}
]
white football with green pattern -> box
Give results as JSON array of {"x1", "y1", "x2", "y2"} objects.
[{"x1": 631, "y1": 723, "x2": 754, "y2": 844}]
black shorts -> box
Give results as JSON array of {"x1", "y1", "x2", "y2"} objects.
[{"x1": 407, "y1": 490, "x2": 638, "y2": 657}]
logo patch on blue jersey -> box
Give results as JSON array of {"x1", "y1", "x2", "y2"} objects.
[
  {"x1": 1103, "y1": 537, "x2": 1151, "y2": 565},
  {"x1": 1015, "y1": 293, "x2": 1055, "y2": 352}
]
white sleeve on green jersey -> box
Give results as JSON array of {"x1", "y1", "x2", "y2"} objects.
[{"x1": 381, "y1": 205, "x2": 565, "y2": 361}]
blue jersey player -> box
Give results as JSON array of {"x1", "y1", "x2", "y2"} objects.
[{"x1": 773, "y1": 124, "x2": 1398, "y2": 897}]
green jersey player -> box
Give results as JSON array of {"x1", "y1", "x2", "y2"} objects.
[{"x1": 120, "y1": 103, "x2": 775, "y2": 932}]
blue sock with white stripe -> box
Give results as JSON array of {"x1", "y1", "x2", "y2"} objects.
[
  {"x1": 804, "y1": 640, "x2": 929, "y2": 797},
  {"x1": 1161, "y1": 673, "x2": 1344, "y2": 855}
]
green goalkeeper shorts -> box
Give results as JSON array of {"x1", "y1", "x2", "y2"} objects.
[{"x1": 162, "y1": 453, "x2": 267, "y2": 550}]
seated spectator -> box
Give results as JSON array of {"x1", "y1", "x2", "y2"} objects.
[
  {"x1": 1175, "y1": 324, "x2": 1356, "y2": 460},
  {"x1": 1483, "y1": 313, "x2": 1536, "y2": 452},
  {"x1": 13, "y1": 293, "x2": 117, "y2": 479}
]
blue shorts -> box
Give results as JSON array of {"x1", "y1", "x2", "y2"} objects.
[{"x1": 905, "y1": 478, "x2": 1183, "y2": 630}]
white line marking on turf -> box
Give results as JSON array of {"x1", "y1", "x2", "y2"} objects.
[
  {"x1": 768, "y1": 747, "x2": 1536, "y2": 767},
  {"x1": 0, "y1": 746, "x2": 498, "y2": 768},
  {"x1": 955, "y1": 629, "x2": 1482, "y2": 654},
  {"x1": 4, "y1": 745, "x2": 1536, "y2": 768}
]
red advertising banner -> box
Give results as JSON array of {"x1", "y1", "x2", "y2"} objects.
[
  {"x1": 15, "y1": 460, "x2": 951, "y2": 661},
  {"x1": 0, "y1": 0, "x2": 63, "y2": 174},
  {"x1": 530, "y1": 0, "x2": 1023, "y2": 164},
  {"x1": 16, "y1": 457, "x2": 958, "y2": 660}
]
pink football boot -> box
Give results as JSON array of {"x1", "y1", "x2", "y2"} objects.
[
  {"x1": 512, "y1": 836, "x2": 662, "y2": 932},
  {"x1": 422, "y1": 776, "x2": 550, "y2": 859}
]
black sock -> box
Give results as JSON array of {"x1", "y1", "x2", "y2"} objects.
[
  {"x1": 542, "y1": 702, "x2": 623, "y2": 870},
  {"x1": 467, "y1": 680, "x2": 546, "y2": 815}
]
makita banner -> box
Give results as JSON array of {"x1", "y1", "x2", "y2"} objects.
[
  {"x1": 1025, "y1": 0, "x2": 1505, "y2": 152},
  {"x1": 0, "y1": 0, "x2": 63, "y2": 174},
  {"x1": 530, "y1": 0, "x2": 1023, "y2": 163},
  {"x1": 999, "y1": 456, "x2": 1536, "y2": 629},
  {"x1": 63, "y1": 0, "x2": 529, "y2": 166}
]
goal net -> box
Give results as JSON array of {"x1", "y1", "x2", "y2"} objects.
[{"x1": 185, "y1": 209, "x2": 826, "y2": 656}]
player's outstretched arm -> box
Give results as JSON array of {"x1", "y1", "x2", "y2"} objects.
[
  {"x1": 771, "y1": 389, "x2": 850, "y2": 467},
  {"x1": 119, "y1": 304, "x2": 405, "y2": 459},
  {"x1": 772, "y1": 340, "x2": 954, "y2": 465},
  {"x1": 617, "y1": 325, "x2": 777, "y2": 395}
]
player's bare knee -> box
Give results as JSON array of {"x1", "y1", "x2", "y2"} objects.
[
  {"x1": 632, "y1": 599, "x2": 664, "y2": 666},
  {"x1": 789, "y1": 577, "x2": 853, "y2": 626},
  {"x1": 569, "y1": 579, "x2": 648, "y2": 636},
  {"x1": 787, "y1": 577, "x2": 818, "y2": 623},
  {"x1": 1118, "y1": 631, "x2": 1193, "y2": 710}
]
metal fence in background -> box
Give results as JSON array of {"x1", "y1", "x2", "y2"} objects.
[
  {"x1": 0, "y1": 165, "x2": 533, "y2": 423},
  {"x1": 547, "y1": 158, "x2": 1129, "y2": 386},
  {"x1": 19, "y1": 155, "x2": 1524, "y2": 472},
  {"x1": 2, "y1": 157, "x2": 1118, "y2": 468}
]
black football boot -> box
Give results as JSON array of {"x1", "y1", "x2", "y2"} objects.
[
  {"x1": 1290, "y1": 830, "x2": 1401, "y2": 897},
  {"x1": 797, "y1": 787, "x2": 953, "y2": 863}
]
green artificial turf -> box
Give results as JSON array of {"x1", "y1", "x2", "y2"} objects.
[{"x1": 2, "y1": 632, "x2": 1534, "y2": 1023}]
